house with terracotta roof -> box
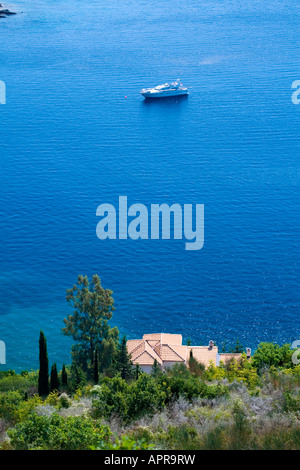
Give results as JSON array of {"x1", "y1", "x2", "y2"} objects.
[{"x1": 127, "y1": 333, "x2": 250, "y2": 374}]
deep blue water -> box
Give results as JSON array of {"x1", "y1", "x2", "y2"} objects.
[{"x1": 0, "y1": 0, "x2": 299, "y2": 370}]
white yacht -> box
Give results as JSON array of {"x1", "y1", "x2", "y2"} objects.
[{"x1": 140, "y1": 79, "x2": 189, "y2": 99}]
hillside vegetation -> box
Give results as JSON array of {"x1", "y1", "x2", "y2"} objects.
[{"x1": 1, "y1": 346, "x2": 300, "y2": 450}]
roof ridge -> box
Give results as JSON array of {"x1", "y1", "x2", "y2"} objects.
[
  {"x1": 145, "y1": 341, "x2": 163, "y2": 364},
  {"x1": 132, "y1": 346, "x2": 148, "y2": 362},
  {"x1": 146, "y1": 339, "x2": 161, "y2": 345},
  {"x1": 128, "y1": 340, "x2": 145, "y2": 356},
  {"x1": 134, "y1": 350, "x2": 159, "y2": 364},
  {"x1": 134, "y1": 348, "x2": 163, "y2": 365},
  {"x1": 164, "y1": 343, "x2": 186, "y2": 361}
]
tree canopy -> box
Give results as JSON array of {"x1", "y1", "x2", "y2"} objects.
[{"x1": 62, "y1": 275, "x2": 119, "y2": 374}]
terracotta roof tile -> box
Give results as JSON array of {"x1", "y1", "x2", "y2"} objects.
[
  {"x1": 157, "y1": 345, "x2": 185, "y2": 362},
  {"x1": 146, "y1": 339, "x2": 161, "y2": 347},
  {"x1": 143, "y1": 333, "x2": 182, "y2": 345},
  {"x1": 129, "y1": 340, "x2": 163, "y2": 365},
  {"x1": 127, "y1": 335, "x2": 219, "y2": 368},
  {"x1": 129, "y1": 341, "x2": 146, "y2": 361},
  {"x1": 219, "y1": 353, "x2": 242, "y2": 363},
  {"x1": 187, "y1": 346, "x2": 218, "y2": 366},
  {"x1": 132, "y1": 351, "x2": 156, "y2": 365},
  {"x1": 127, "y1": 340, "x2": 144, "y2": 355}
]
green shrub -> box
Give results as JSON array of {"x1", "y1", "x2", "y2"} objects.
[
  {"x1": 229, "y1": 401, "x2": 251, "y2": 450},
  {"x1": 0, "y1": 373, "x2": 37, "y2": 393},
  {"x1": 201, "y1": 426, "x2": 224, "y2": 450},
  {"x1": 8, "y1": 413, "x2": 111, "y2": 450},
  {"x1": 0, "y1": 391, "x2": 23, "y2": 422},
  {"x1": 158, "y1": 374, "x2": 228, "y2": 402},
  {"x1": 252, "y1": 343, "x2": 293, "y2": 370},
  {"x1": 91, "y1": 369, "x2": 228, "y2": 425},
  {"x1": 91, "y1": 375, "x2": 130, "y2": 421},
  {"x1": 256, "y1": 429, "x2": 300, "y2": 450},
  {"x1": 92, "y1": 374, "x2": 167, "y2": 423},
  {"x1": 165, "y1": 424, "x2": 198, "y2": 450},
  {"x1": 126, "y1": 374, "x2": 167, "y2": 421},
  {"x1": 205, "y1": 356, "x2": 259, "y2": 388},
  {"x1": 98, "y1": 434, "x2": 154, "y2": 450},
  {"x1": 283, "y1": 390, "x2": 300, "y2": 413},
  {"x1": 0, "y1": 392, "x2": 43, "y2": 424}
]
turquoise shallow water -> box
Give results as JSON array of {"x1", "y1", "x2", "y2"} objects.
[{"x1": 0, "y1": 0, "x2": 299, "y2": 370}]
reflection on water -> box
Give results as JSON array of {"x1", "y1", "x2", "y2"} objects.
[
  {"x1": 141, "y1": 95, "x2": 189, "y2": 106},
  {"x1": 0, "y1": 0, "x2": 299, "y2": 370}
]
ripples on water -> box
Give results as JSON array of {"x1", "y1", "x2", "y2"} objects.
[{"x1": 0, "y1": 0, "x2": 299, "y2": 369}]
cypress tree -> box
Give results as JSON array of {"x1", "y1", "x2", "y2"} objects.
[
  {"x1": 117, "y1": 335, "x2": 133, "y2": 380},
  {"x1": 188, "y1": 350, "x2": 205, "y2": 377},
  {"x1": 135, "y1": 363, "x2": 141, "y2": 380},
  {"x1": 94, "y1": 349, "x2": 99, "y2": 383},
  {"x1": 38, "y1": 331, "x2": 49, "y2": 396},
  {"x1": 50, "y1": 363, "x2": 59, "y2": 392},
  {"x1": 151, "y1": 358, "x2": 161, "y2": 377},
  {"x1": 61, "y1": 363, "x2": 68, "y2": 387}
]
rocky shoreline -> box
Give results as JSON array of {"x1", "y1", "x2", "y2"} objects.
[{"x1": 0, "y1": 3, "x2": 17, "y2": 17}]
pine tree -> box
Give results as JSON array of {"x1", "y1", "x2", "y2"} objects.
[
  {"x1": 230, "y1": 339, "x2": 244, "y2": 353},
  {"x1": 61, "y1": 363, "x2": 68, "y2": 387},
  {"x1": 50, "y1": 363, "x2": 59, "y2": 392},
  {"x1": 99, "y1": 334, "x2": 118, "y2": 373},
  {"x1": 70, "y1": 362, "x2": 87, "y2": 392},
  {"x1": 94, "y1": 349, "x2": 99, "y2": 383},
  {"x1": 62, "y1": 275, "x2": 116, "y2": 366},
  {"x1": 117, "y1": 335, "x2": 133, "y2": 380}
]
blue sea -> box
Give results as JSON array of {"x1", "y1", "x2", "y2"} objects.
[{"x1": 0, "y1": 0, "x2": 299, "y2": 371}]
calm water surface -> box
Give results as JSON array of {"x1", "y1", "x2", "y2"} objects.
[{"x1": 0, "y1": 0, "x2": 299, "y2": 370}]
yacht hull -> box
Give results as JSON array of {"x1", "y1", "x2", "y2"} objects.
[{"x1": 140, "y1": 89, "x2": 189, "y2": 99}]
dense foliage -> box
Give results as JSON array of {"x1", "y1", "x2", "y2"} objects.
[
  {"x1": 8, "y1": 413, "x2": 111, "y2": 450},
  {"x1": 1, "y1": 276, "x2": 299, "y2": 450},
  {"x1": 1, "y1": 349, "x2": 300, "y2": 450}
]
